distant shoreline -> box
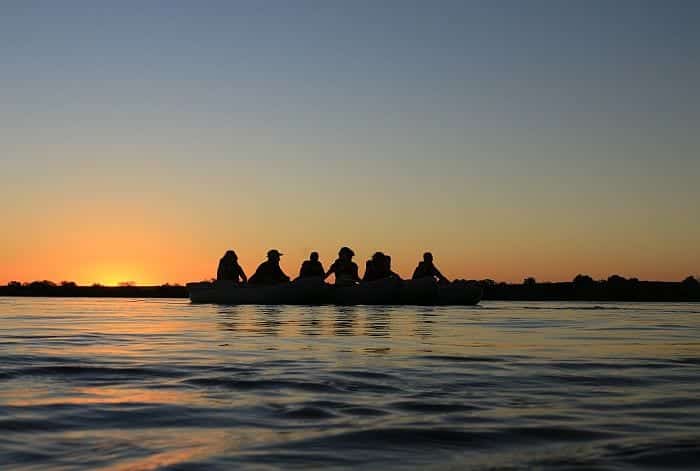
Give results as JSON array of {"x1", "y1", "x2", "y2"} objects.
[{"x1": 2, "y1": 277, "x2": 698, "y2": 302}]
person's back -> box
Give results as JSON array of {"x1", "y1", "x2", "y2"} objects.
[
  {"x1": 363, "y1": 259, "x2": 379, "y2": 282},
  {"x1": 412, "y1": 252, "x2": 448, "y2": 284},
  {"x1": 217, "y1": 250, "x2": 247, "y2": 283},
  {"x1": 412, "y1": 261, "x2": 432, "y2": 279},
  {"x1": 299, "y1": 252, "x2": 325, "y2": 278},
  {"x1": 325, "y1": 247, "x2": 359, "y2": 286},
  {"x1": 249, "y1": 249, "x2": 290, "y2": 285},
  {"x1": 385, "y1": 255, "x2": 401, "y2": 280},
  {"x1": 363, "y1": 252, "x2": 394, "y2": 282}
]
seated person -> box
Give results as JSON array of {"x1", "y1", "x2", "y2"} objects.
[
  {"x1": 217, "y1": 250, "x2": 247, "y2": 283},
  {"x1": 298, "y1": 251, "x2": 325, "y2": 278},
  {"x1": 248, "y1": 249, "x2": 290, "y2": 285},
  {"x1": 363, "y1": 252, "x2": 383, "y2": 282},
  {"x1": 325, "y1": 246, "x2": 360, "y2": 286},
  {"x1": 363, "y1": 252, "x2": 400, "y2": 282},
  {"x1": 412, "y1": 252, "x2": 449, "y2": 284}
]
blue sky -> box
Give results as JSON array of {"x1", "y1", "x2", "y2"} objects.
[{"x1": 1, "y1": 1, "x2": 699, "y2": 283}]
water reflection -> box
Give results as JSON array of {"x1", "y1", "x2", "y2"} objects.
[
  {"x1": 334, "y1": 306, "x2": 358, "y2": 336},
  {"x1": 415, "y1": 307, "x2": 439, "y2": 338},
  {"x1": 300, "y1": 308, "x2": 322, "y2": 336},
  {"x1": 2, "y1": 299, "x2": 700, "y2": 470},
  {"x1": 256, "y1": 306, "x2": 282, "y2": 336},
  {"x1": 365, "y1": 306, "x2": 391, "y2": 338},
  {"x1": 216, "y1": 306, "x2": 241, "y2": 333}
]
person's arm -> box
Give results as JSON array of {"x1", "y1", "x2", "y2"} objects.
[
  {"x1": 412, "y1": 264, "x2": 421, "y2": 280},
  {"x1": 352, "y1": 263, "x2": 360, "y2": 282},
  {"x1": 217, "y1": 261, "x2": 224, "y2": 281},
  {"x1": 433, "y1": 266, "x2": 449, "y2": 283},
  {"x1": 248, "y1": 264, "x2": 261, "y2": 284},
  {"x1": 362, "y1": 261, "x2": 372, "y2": 282},
  {"x1": 324, "y1": 261, "x2": 336, "y2": 280},
  {"x1": 239, "y1": 265, "x2": 248, "y2": 283},
  {"x1": 275, "y1": 264, "x2": 290, "y2": 282}
]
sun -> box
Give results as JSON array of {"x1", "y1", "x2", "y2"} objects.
[
  {"x1": 91, "y1": 266, "x2": 147, "y2": 287},
  {"x1": 95, "y1": 274, "x2": 130, "y2": 287}
]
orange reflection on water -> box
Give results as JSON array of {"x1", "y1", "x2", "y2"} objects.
[
  {"x1": 97, "y1": 429, "x2": 231, "y2": 471},
  {"x1": 7, "y1": 386, "x2": 204, "y2": 408}
]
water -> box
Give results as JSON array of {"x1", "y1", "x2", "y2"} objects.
[{"x1": 1, "y1": 298, "x2": 699, "y2": 470}]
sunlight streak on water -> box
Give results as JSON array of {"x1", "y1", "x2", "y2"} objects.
[{"x1": 1, "y1": 298, "x2": 699, "y2": 469}]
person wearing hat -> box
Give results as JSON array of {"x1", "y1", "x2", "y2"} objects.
[
  {"x1": 248, "y1": 249, "x2": 291, "y2": 285},
  {"x1": 412, "y1": 252, "x2": 449, "y2": 284},
  {"x1": 324, "y1": 246, "x2": 360, "y2": 286},
  {"x1": 216, "y1": 249, "x2": 247, "y2": 283},
  {"x1": 298, "y1": 251, "x2": 325, "y2": 279}
]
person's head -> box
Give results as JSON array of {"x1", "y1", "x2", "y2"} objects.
[
  {"x1": 338, "y1": 246, "x2": 354, "y2": 260},
  {"x1": 224, "y1": 250, "x2": 238, "y2": 261},
  {"x1": 423, "y1": 252, "x2": 433, "y2": 263},
  {"x1": 310, "y1": 251, "x2": 319, "y2": 262},
  {"x1": 267, "y1": 249, "x2": 283, "y2": 262},
  {"x1": 372, "y1": 251, "x2": 385, "y2": 263}
]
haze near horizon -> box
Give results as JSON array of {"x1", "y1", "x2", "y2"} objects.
[{"x1": 2, "y1": 1, "x2": 698, "y2": 285}]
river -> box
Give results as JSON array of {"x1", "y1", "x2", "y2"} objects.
[{"x1": 1, "y1": 298, "x2": 699, "y2": 469}]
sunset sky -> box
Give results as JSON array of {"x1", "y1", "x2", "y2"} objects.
[{"x1": 2, "y1": 1, "x2": 699, "y2": 285}]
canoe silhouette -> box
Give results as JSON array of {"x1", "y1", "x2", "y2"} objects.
[{"x1": 186, "y1": 277, "x2": 481, "y2": 306}]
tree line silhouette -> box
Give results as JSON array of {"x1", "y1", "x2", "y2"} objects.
[
  {"x1": 0, "y1": 280, "x2": 185, "y2": 298},
  {"x1": 1, "y1": 275, "x2": 698, "y2": 301},
  {"x1": 479, "y1": 275, "x2": 700, "y2": 301}
]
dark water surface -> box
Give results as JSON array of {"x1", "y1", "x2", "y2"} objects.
[{"x1": 1, "y1": 298, "x2": 699, "y2": 470}]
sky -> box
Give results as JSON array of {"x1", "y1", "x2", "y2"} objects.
[{"x1": 1, "y1": 1, "x2": 699, "y2": 285}]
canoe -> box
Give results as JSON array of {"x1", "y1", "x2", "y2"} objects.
[
  {"x1": 436, "y1": 280, "x2": 484, "y2": 305},
  {"x1": 333, "y1": 277, "x2": 403, "y2": 305},
  {"x1": 186, "y1": 277, "x2": 482, "y2": 306},
  {"x1": 187, "y1": 277, "x2": 329, "y2": 304}
]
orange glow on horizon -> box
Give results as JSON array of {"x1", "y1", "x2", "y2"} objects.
[{"x1": 2, "y1": 192, "x2": 698, "y2": 285}]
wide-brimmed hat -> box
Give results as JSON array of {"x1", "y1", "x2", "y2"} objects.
[
  {"x1": 339, "y1": 246, "x2": 355, "y2": 257},
  {"x1": 267, "y1": 249, "x2": 283, "y2": 258}
]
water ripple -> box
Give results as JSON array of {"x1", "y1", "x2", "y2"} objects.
[{"x1": 0, "y1": 298, "x2": 699, "y2": 469}]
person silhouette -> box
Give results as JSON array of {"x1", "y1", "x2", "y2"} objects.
[
  {"x1": 325, "y1": 247, "x2": 360, "y2": 286},
  {"x1": 363, "y1": 252, "x2": 385, "y2": 282},
  {"x1": 363, "y1": 252, "x2": 401, "y2": 282},
  {"x1": 217, "y1": 250, "x2": 247, "y2": 283},
  {"x1": 248, "y1": 249, "x2": 290, "y2": 285},
  {"x1": 412, "y1": 252, "x2": 449, "y2": 284},
  {"x1": 298, "y1": 251, "x2": 325, "y2": 278}
]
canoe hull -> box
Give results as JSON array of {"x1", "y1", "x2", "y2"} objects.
[
  {"x1": 188, "y1": 278, "x2": 329, "y2": 304},
  {"x1": 187, "y1": 278, "x2": 482, "y2": 306}
]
